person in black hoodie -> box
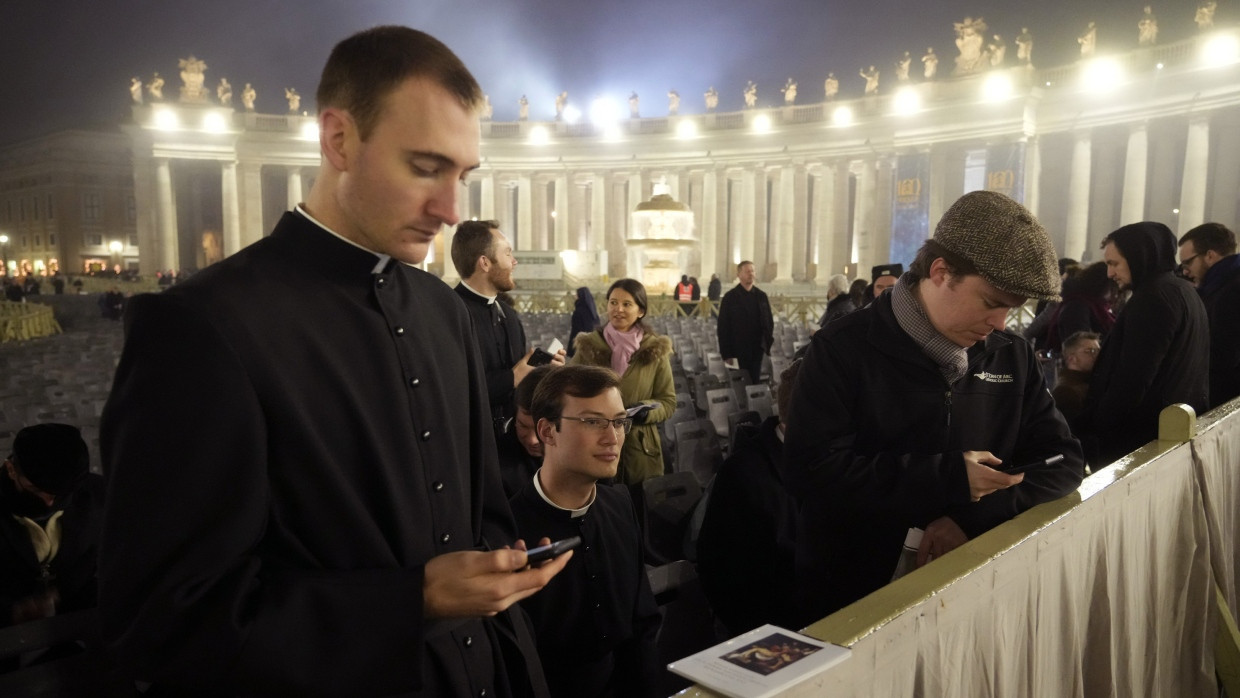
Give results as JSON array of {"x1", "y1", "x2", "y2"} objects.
[
  {"x1": 1076, "y1": 222, "x2": 1209, "y2": 466},
  {"x1": 1179, "y1": 223, "x2": 1240, "y2": 408}
]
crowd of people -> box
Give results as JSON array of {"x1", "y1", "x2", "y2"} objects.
[{"x1": 2, "y1": 23, "x2": 1237, "y2": 697}]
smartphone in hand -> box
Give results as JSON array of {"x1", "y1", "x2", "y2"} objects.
[
  {"x1": 1004, "y1": 453, "x2": 1065, "y2": 475},
  {"x1": 524, "y1": 536, "x2": 581, "y2": 564}
]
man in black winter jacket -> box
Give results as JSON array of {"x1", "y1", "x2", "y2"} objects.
[
  {"x1": 785, "y1": 191, "x2": 1084, "y2": 623},
  {"x1": 1179, "y1": 222, "x2": 1240, "y2": 409},
  {"x1": 1076, "y1": 222, "x2": 1209, "y2": 465}
]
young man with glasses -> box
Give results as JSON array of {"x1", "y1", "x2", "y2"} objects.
[
  {"x1": 508, "y1": 365, "x2": 661, "y2": 697},
  {"x1": 1178, "y1": 222, "x2": 1240, "y2": 408}
]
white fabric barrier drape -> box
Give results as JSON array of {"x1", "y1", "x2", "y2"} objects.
[{"x1": 1191, "y1": 406, "x2": 1240, "y2": 614}]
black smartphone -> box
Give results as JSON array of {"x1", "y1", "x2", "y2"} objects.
[
  {"x1": 525, "y1": 536, "x2": 581, "y2": 564},
  {"x1": 1004, "y1": 453, "x2": 1065, "y2": 475},
  {"x1": 528, "y1": 347, "x2": 555, "y2": 367}
]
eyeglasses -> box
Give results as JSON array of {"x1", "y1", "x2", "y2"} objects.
[
  {"x1": 559, "y1": 415, "x2": 633, "y2": 434},
  {"x1": 1180, "y1": 254, "x2": 1199, "y2": 269}
]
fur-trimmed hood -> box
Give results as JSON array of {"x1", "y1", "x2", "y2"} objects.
[{"x1": 573, "y1": 329, "x2": 673, "y2": 368}]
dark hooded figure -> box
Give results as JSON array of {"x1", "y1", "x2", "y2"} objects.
[
  {"x1": 567, "y1": 286, "x2": 599, "y2": 358},
  {"x1": 1075, "y1": 222, "x2": 1209, "y2": 466}
]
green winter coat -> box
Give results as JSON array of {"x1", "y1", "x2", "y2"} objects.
[{"x1": 571, "y1": 329, "x2": 677, "y2": 484}]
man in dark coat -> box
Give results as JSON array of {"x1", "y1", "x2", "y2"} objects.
[
  {"x1": 707, "y1": 273, "x2": 721, "y2": 301},
  {"x1": 99, "y1": 27, "x2": 568, "y2": 697},
  {"x1": 452, "y1": 219, "x2": 564, "y2": 437},
  {"x1": 1179, "y1": 222, "x2": 1240, "y2": 408},
  {"x1": 785, "y1": 191, "x2": 1084, "y2": 622},
  {"x1": 1077, "y1": 222, "x2": 1210, "y2": 466},
  {"x1": 510, "y1": 366, "x2": 660, "y2": 697},
  {"x1": 1, "y1": 424, "x2": 103, "y2": 629},
  {"x1": 717, "y1": 260, "x2": 774, "y2": 384}
]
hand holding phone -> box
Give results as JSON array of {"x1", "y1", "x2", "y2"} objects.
[
  {"x1": 524, "y1": 535, "x2": 581, "y2": 564},
  {"x1": 1003, "y1": 453, "x2": 1065, "y2": 475}
]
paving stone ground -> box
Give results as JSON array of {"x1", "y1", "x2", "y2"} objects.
[{"x1": 0, "y1": 295, "x2": 128, "y2": 474}]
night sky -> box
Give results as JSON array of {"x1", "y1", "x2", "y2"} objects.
[{"x1": 0, "y1": 0, "x2": 1215, "y2": 145}]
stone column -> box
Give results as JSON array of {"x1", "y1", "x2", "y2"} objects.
[
  {"x1": 131, "y1": 155, "x2": 158, "y2": 276},
  {"x1": 700, "y1": 169, "x2": 720, "y2": 280},
  {"x1": 1209, "y1": 109, "x2": 1240, "y2": 224},
  {"x1": 221, "y1": 161, "x2": 242, "y2": 257},
  {"x1": 773, "y1": 165, "x2": 796, "y2": 283},
  {"x1": 531, "y1": 177, "x2": 549, "y2": 251},
  {"x1": 753, "y1": 167, "x2": 769, "y2": 277},
  {"x1": 553, "y1": 173, "x2": 569, "y2": 251},
  {"x1": 590, "y1": 172, "x2": 607, "y2": 252},
  {"x1": 1064, "y1": 131, "x2": 1092, "y2": 261},
  {"x1": 791, "y1": 165, "x2": 809, "y2": 281},
  {"x1": 238, "y1": 161, "x2": 264, "y2": 247},
  {"x1": 517, "y1": 174, "x2": 533, "y2": 250},
  {"x1": 1121, "y1": 123, "x2": 1149, "y2": 224},
  {"x1": 873, "y1": 156, "x2": 895, "y2": 265},
  {"x1": 479, "y1": 172, "x2": 496, "y2": 220},
  {"x1": 154, "y1": 158, "x2": 178, "y2": 272},
  {"x1": 571, "y1": 178, "x2": 589, "y2": 250},
  {"x1": 1179, "y1": 115, "x2": 1211, "y2": 233},
  {"x1": 286, "y1": 167, "x2": 303, "y2": 209},
  {"x1": 1023, "y1": 137, "x2": 1042, "y2": 218},
  {"x1": 852, "y1": 158, "x2": 876, "y2": 273},
  {"x1": 809, "y1": 163, "x2": 831, "y2": 278},
  {"x1": 738, "y1": 169, "x2": 757, "y2": 266}
]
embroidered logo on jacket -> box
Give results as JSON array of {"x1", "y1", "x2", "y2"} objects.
[{"x1": 973, "y1": 371, "x2": 1014, "y2": 383}]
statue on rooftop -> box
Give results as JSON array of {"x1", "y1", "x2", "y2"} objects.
[
  {"x1": 824, "y1": 72, "x2": 839, "y2": 100},
  {"x1": 704, "y1": 86, "x2": 719, "y2": 111},
  {"x1": 782, "y1": 79, "x2": 797, "y2": 105},
  {"x1": 130, "y1": 77, "x2": 143, "y2": 104},
  {"x1": 242, "y1": 83, "x2": 256, "y2": 111},
  {"x1": 1016, "y1": 28, "x2": 1034, "y2": 66},
  {"x1": 953, "y1": 16, "x2": 988, "y2": 76},
  {"x1": 554, "y1": 91, "x2": 568, "y2": 121},
  {"x1": 668, "y1": 90, "x2": 680, "y2": 115},
  {"x1": 989, "y1": 34, "x2": 1007, "y2": 67},
  {"x1": 1079, "y1": 22, "x2": 1097, "y2": 56},
  {"x1": 217, "y1": 78, "x2": 233, "y2": 106},
  {"x1": 1197, "y1": 1, "x2": 1217, "y2": 31},
  {"x1": 178, "y1": 56, "x2": 208, "y2": 103},
  {"x1": 481, "y1": 94, "x2": 493, "y2": 121},
  {"x1": 922, "y1": 48, "x2": 938, "y2": 79},
  {"x1": 860, "y1": 65, "x2": 880, "y2": 95},
  {"x1": 895, "y1": 52, "x2": 912, "y2": 82},
  {"x1": 147, "y1": 72, "x2": 165, "y2": 101},
  {"x1": 518, "y1": 95, "x2": 529, "y2": 121},
  {"x1": 629, "y1": 92, "x2": 640, "y2": 118},
  {"x1": 1138, "y1": 6, "x2": 1158, "y2": 46},
  {"x1": 743, "y1": 81, "x2": 757, "y2": 108},
  {"x1": 285, "y1": 88, "x2": 301, "y2": 113}
]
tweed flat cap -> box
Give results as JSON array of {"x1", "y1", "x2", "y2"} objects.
[{"x1": 933, "y1": 191, "x2": 1061, "y2": 301}]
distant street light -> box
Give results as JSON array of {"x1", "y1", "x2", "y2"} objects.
[
  {"x1": 109, "y1": 239, "x2": 124, "y2": 273},
  {"x1": 0, "y1": 233, "x2": 8, "y2": 277}
]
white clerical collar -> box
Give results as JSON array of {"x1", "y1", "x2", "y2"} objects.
[
  {"x1": 296, "y1": 205, "x2": 391, "y2": 274},
  {"x1": 459, "y1": 279, "x2": 499, "y2": 305},
  {"x1": 532, "y1": 468, "x2": 594, "y2": 517}
]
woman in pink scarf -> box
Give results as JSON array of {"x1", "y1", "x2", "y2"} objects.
[{"x1": 570, "y1": 279, "x2": 677, "y2": 484}]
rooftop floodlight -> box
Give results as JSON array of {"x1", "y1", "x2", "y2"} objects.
[
  {"x1": 1079, "y1": 58, "x2": 1125, "y2": 93},
  {"x1": 831, "y1": 105, "x2": 854, "y2": 126},
  {"x1": 892, "y1": 87, "x2": 921, "y2": 115},
  {"x1": 202, "y1": 112, "x2": 229, "y2": 133},
  {"x1": 299, "y1": 121, "x2": 319, "y2": 141},
  {"x1": 1202, "y1": 33, "x2": 1240, "y2": 67},
  {"x1": 589, "y1": 97, "x2": 621, "y2": 128},
  {"x1": 752, "y1": 113, "x2": 772, "y2": 134},
  {"x1": 563, "y1": 104, "x2": 582, "y2": 125},
  {"x1": 675, "y1": 119, "x2": 698, "y2": 139},
  {"x1": 601, "y1": 124, "x2": 623, "y2": 142},
  {"x1": 981, "y1": 73, "x2": 1014, "y2": 102},
  {"x1": 528, "y1": 125, "x2": 551, "y2": 145},
  {"x1": 109, "y1": 240, "x2": 124, "y2": 253},
  {"x1": 153, "y1": 108, "x2": 180, "y2": 131}
]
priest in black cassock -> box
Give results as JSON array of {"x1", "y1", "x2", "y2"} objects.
[{"x1": 452, "y1": 220, "x2": 565, "y2": 437}]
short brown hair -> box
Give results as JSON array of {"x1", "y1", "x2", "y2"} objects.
[
  {"x1": 1179, "y1": 222, "x2": 1237, "y2": 257},
  {"x1": 515, "y1": 365, "x2": 556, "y2": 413},
  {"x1": 1063, "y1": 331, "x2": 1101, "y2": 355},
  {"x1": 530, "y1": 365, "x2": 621, "y2": 429},
  {"x1": 737, "y1": 260, "x2": 754, "y2": 273},
  {"x1": 316, "y1": 26, "x2": 484, "y2": 141},
  {"x1": 451, "y1": 220, "x2": 501, "y2": 278}
]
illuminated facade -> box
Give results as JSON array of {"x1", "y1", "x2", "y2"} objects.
[{"x1": 9, "y1": 29, "x2": 1240, "y2": 287}]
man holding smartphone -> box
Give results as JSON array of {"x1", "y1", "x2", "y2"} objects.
[
  {"x1": 784, "y1": 191, "x2": 1084, "y2": 623},
  {"x1": 509, "y1": 365, "x2": 661, "y2": 697},
  {"x1": 452, "y1": 220, "x2": 565, "y2": 436}
]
